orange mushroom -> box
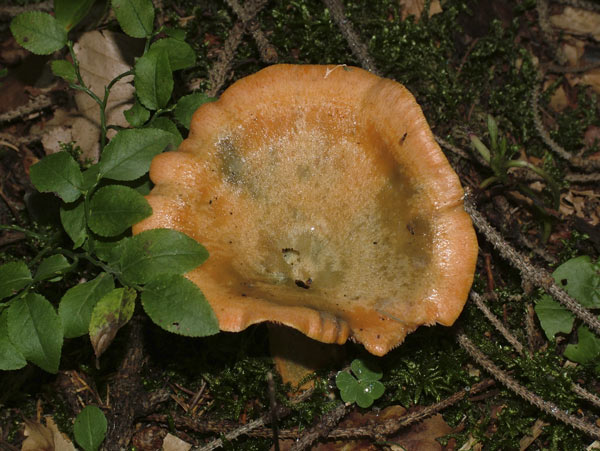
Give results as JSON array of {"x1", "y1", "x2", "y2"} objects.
[{"x1": 133, "y1": 64, "x2": 477, "y2": 361}]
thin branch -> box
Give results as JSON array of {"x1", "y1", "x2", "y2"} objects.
[
  {"x1": 531, "y1": 73, "x2": 600, "y2": 171},
  {"x1": 289, "y1": 403, "x2": 347, "y2": 451},
  {"x1": 321, "y1": 0, "x2": 380, "y2": 75},
  {"x1": 470, "y1": 291, "x2": 525, "y2": 356},
  {"x1": 0, "y1": 95, "x2": 53, "y2": 125},
  {"x1": 571, "y1": 383, "x2": 600, "y2": 410},
  {"x1": 457, "y1": 333, "x2": 600, "y2": 440},
  {"x1": 464, "y1": 195, "x2": 600, "y2": 336},
  {"x1": 0, "y1": 1, "x2": 52, "y2": 16},
  {"x1": 225, "y1": 0, "x2": 278, "y2": 63}
]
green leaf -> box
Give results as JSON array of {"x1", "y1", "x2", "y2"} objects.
[
  {"x1": 123, "y1": 100, "x2": 150, "y2": 127},
  {"x1": 552, "y1": 256, "x2": 600, "y2": 308},
  {"x1": 55, "y1": 0, "x2": 95, "y2": 30},
  {"x1": 98, "y1": 128, "x2": 174, "y2": 181},
  {"x1": 7, "y1": 293, "x2": 63, "y2": 373},
  {"x1": 163, "y1": 27, "x2": 186, "y2": 41},
  {"x1": 29, "y1": 151, "x2": 83, "y2": 202},
  {"x1": 59, "y1": 273, "x2": 115, "y2": 338},
  {"x1": 350, "y1": 359, "x2": 382, "y2": 382},
  {"x1": 336, "y1": 371, "x2": 358, "y2": 403},
  {"x1": 10, "y1": 12, "x2": 67, "y2": 55},
  {"x1": 134, "y1": 48, "x2": 173, "y2": 110},
  {"x1": 142, "y1": 274, "x2": 218, "y2": 337},
  {"x1": 51, "y1": 59, "x2": 77, "y2": 83},
  {"x1": 89, "y1": 288, "x2": 136, "y2": 358},
  {"x1": 82, "y1": 164, "x2": 101, "y2": 190},
  {"x1": 564, "y1": 324, "x2": 600, "y2": 364},
  {"x1": 149, "y1": 38, "x2": 195, "y2": 71},
  {"x1": 60, "y1": 199, "x2": 87, "y2": 248},
  {"x1": 146, "y1": 117, "x2": 182, "y2": 146},
  {"x1": 87, "y1": 237, "x2": 129, "y2": 267},
  {"x1": 355, "y1": 380, "x2": 385, "y2": 408},
  {"x1": 174, "y1": 93, "x2": 216, "y2": 130},
  {"x1": 88, "y1": 185, "x2": 152, "y2": 237},
  {"x1": 0, "y1": 261, "x2": 32, "y2": 300},
  {"x1": 534, "y1": 295, "x2": 575, "y2": 340},
  {"x1": 73, "y1": 405, "x2": 107, "y2": 451},
  {"x1": 120, "y1": 229, "x2": 208, "y2": 285},
  {"x1": 112, "y1": 0, "x2": 155, "y2": 38},
  {"x1": 0, "y1": 310, "x2": 27, "y2": 371},
  {"x1": 34, "y1": 254, "x2": 71, "y2": 282}
]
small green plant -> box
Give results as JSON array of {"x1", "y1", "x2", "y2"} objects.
[
  {"x1": 73, "y1": 405, "x2": 107, "y2": 451},
  {"x1": 470, "y1": 115, "x2": 560, "y2": 239},
  {"x1": 0, "y1": 0, "x2": 219, "y2": 373},
  {"x1": 336, "y1": 358, "x2": 385, "y2": 408},
  {"x1": 534, "y1": 256, "x2": 600, "y2": 368}
]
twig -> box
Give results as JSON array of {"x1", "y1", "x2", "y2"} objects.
[
  {"x1": 536, "y1": 0, "x2": 567, "y2": 65},
  {"x1": 195, "y1": 0, "x2": 270, "y2": 96},
  {"x1": 457, "y1": 333, "x2": 600, "y2": 440},
  {"x1": 565, "y1": 172, "x2": 600, "y2": 183},
  {"x1": 464, "y1": 195, "x2": 600, "y2": 336},
  {"x1": 225, "y1": 0, "x2": 278, "y2": 63},
  {"x1": 327, "y1": 379, "x2": 496, "y2": 439},
  {"x1": 571, "y1": 383, "x2": 600, "y2": 410},
  {"x1": 470, "y1": 291, "x2": 525, "y2": 356},
  {"x1": 289, "y1": 403, "x2": 347, "y2": 451},
  {"x1": 435, "y1": 135, "x2": 475, "y2": 162},
  {"x1": 0, "y1": 95, "x2": 53, "y2": 124},
  {"x1": 531, "y1": 72, "x2": 600, "y2": 171},
  {"x1": 321, "y1": 0, "x2": 380, "y2": 75}
]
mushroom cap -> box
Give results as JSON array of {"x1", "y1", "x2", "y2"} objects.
[{"x1": 133, "y1": 64, "x2": 478, "y2": 356}]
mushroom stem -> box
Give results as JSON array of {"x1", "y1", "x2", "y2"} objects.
[{"x1": 267, "y1": 324, "x2": 345, "y2": 388}]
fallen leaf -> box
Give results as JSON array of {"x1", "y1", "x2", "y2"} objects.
[
  {"x1": 390, "y1": 414, "x2": 452, "y2": 451},
  {"x1": 162, "y1": 433, "x2": 192, "y2": 451},
  {"x1": 398, "y1": 0, "x2": 442, "y2": 21},
  {"x1": 550, "y1": 6, "x2": 600, "y2": 41},
  {"x1": 519, "y1": 419, "x2": 548, "y2": 451},
  {"x1": 72, "y1": 30, "x2": 143, "y2": 162},
  {"x1": 21, "y1": 416, "x2": 76, "y2": 451}
]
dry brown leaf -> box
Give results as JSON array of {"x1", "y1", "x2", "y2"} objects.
[
  {"x1": 519, "y1": 419, "x2": 548, "y2": 451},
  {"x1": 390, "y1": 413, "x2": 453, "y2": 451},
  {"x1": 71, "y1": 30, "x2": 143, "y2": 162},
  {"x1": 21, "y1": 417, "x2": 76, "y2": 451},
  {"x1": 398, "y1": 0, "x2": 442, "y2": 21},
  {"x1": 161, "y1": 433, "x2": 192, "y2": 451},
  {"x1": 550, "y1": 7, "x2": 600, "y2": 41}
]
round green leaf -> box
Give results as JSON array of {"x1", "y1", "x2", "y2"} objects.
[
  {"x1": 112, "y1": 0, "x2": 155, "y2": 38},
  {"x1": 174, "y1": 92, "x2": 216, "y2": 130},
  {"x1": 98, "y1": 128, "x2": 175, "y2": 181},
  {"x1": 534, "y1": 295, "x2": 575, "y2": 340},
  {"x1": 134, "y1": 48, "x2": 173, "y2": 110},
  {"x1": 10, "y1": 12, "x2": 67, "y2": 55},
  {"x1": 29, "y1": 151, "x2": 83, "y2": 202},
  {"x1": 0, "y1": 261, "x2": 32, "y2": 300},
  {"x1": 552, "y1": 256, "x2": 600, "y2": 308},
  {"x1": 51, "y1": 59, "x2": 77, "y2": 83},
  {"x1": 74, "y1": 405, "x2": 107, "y2": 451},
  {"x1": 88, "y1": 185, "x2": 152, "y2": 237},
  {"x1": 351, "y1": 358, "x2": 382, "y2": 382},
  {"x1": 564, "y1": 324, "x2": 600, "y2": 364},
  {"x1": 149, "y1": 38, "x2": 196, "y2": 71},
  {"x1": 7, "y1": 293, "x2": 63, "y2": 373},
  {"x1": 59, "y1": 273, "x2": 115, "y2": 338},
  {"x1": 142, "y1": 274, "x2": 218, "y2": 337},
  {"x1": 120, "y1": 229, "x2": 208, "y2": 285},
  {"x1": 0, "y1": 310, "x2": 27, "y2": 371}
]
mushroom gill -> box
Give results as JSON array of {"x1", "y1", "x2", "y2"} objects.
[{"x1": 133, "y1": 64, "x2": 478, "y2": 357}]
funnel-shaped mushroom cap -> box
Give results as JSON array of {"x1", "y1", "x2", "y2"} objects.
[{"x1": 133, "y1": 64, "x2": 478, "y2": 356}]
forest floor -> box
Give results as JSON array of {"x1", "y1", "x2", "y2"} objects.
[{"x1": 1, "y1": 0, "x2": 600, "y2": 450}]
